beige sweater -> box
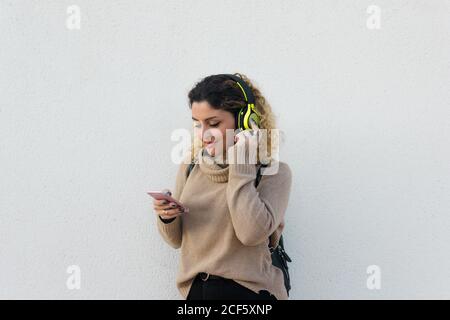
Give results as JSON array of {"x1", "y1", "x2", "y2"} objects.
[{"x1": 156, "y1": 149, "x2": 292, "y2": 300}]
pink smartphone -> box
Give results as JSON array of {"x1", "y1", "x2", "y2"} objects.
[{"x1": 147, "y1": 191, "x2": 189, "y2": 213}]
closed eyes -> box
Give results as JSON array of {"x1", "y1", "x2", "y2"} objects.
[{"x1": 193, "y1": 121, "x2": 220, "y2": 128}]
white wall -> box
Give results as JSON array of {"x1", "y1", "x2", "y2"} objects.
[{"x1": 1, "y1": 0, "x2": 449, "y2": 299}]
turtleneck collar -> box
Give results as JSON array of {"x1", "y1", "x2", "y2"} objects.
[{"x1": 197, "y1": 148, "x2": 229, "y2": 183}]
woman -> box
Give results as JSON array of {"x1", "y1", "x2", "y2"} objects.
[{"x1": 153, "y1": 73, "x2": 292, "y2": 300}]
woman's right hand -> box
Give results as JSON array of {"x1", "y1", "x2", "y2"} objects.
[{"x1": 153, "y1": 189, "x2": 185, "y2": 220}]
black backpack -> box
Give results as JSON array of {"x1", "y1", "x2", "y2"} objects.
[{"x1": 186, "y1": 162, "x2": 292, "y2": 296}]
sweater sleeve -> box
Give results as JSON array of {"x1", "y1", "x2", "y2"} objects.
[
  {"x1": 226, "y1": 161, "x2": 292, "y2": 246},
  {"x1": 156, "y1": 160, "x2": 190, "y2": 249}
]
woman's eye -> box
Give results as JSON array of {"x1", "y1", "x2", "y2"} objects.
[{"x1": 193, "y1": 121, "x2": 220, "y2": 128}]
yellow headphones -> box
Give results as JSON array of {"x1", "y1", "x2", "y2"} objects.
[{"x1": 221, "y1": 74, "x2": 261, "y2": 130}]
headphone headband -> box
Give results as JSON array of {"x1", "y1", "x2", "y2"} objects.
[
  {"x1": 223, "y1": 74, "x2": 255, "y2": 104},
  {"x1": 220, "y1": 74, "x2": 256, "y2": 105}
]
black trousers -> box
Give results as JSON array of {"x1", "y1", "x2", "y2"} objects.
[{"x1": 186, "y1": 273, "x2": 277, "y2": 300}]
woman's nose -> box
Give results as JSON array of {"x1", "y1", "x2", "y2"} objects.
[{"x1": 199, "y1": 128, "x2": 214, "y2": 142}]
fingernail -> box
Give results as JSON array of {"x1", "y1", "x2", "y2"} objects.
[
  {"x1": 162, "y1": 200, "x2": 168, "y2": 204},
  {"x1": 170, "y1": 203, "x2": 176, "y2": 207}
]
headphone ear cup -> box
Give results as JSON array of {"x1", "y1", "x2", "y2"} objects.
[{"x1": 237, "y1": 105, "x2": 261, "y2": 130}]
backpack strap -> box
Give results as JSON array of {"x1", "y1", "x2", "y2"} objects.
[
  {"x1": 186, "y1": 162, "x2": 196, "y2": 179},
  {"x1": 277, "y1": 235, "x2": 292, "y2": 262},
  {"x1": 254, "y1": 164, "x2": 267, "y2": 188}
]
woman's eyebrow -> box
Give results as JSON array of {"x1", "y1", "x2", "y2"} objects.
[{"x1": 191, "y1": 116, "x2": 219, "y2": 121}]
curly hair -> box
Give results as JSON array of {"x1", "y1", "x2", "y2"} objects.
[{"x1": 187, "y1": 73, "x2": 281, "y2": 164}]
